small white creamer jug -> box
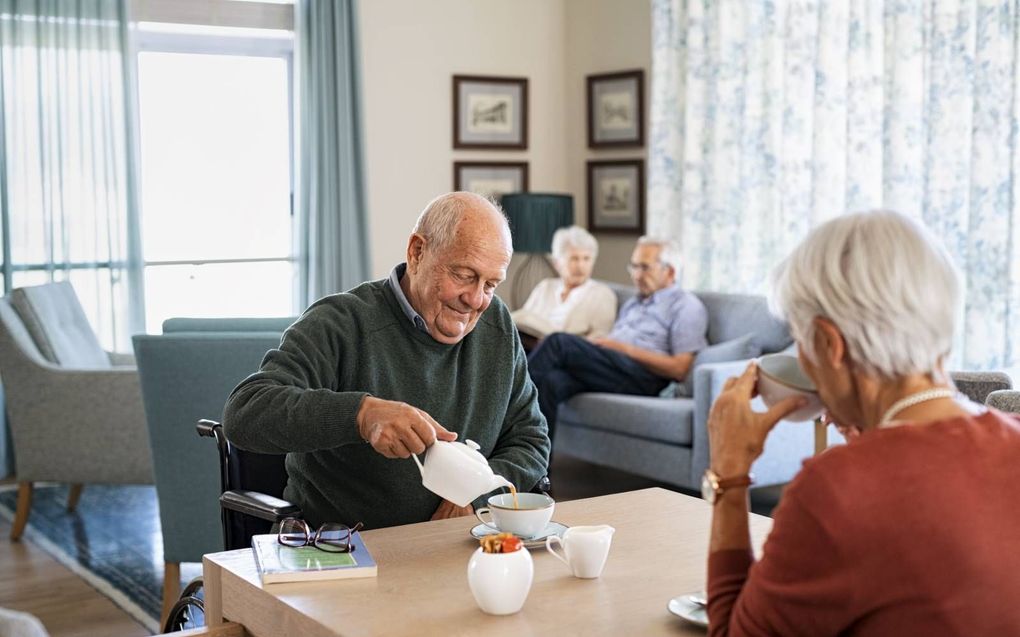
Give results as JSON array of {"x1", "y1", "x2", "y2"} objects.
[
  {"x1": 412, "y1": 439, "x2": 513, "y2": 507},
  {"x1": 546, "y1": 525, "x2": 615, "y2": 579}
]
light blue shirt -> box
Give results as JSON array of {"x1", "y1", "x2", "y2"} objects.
[
  {"x1": 387, "y1": 263, "x2": 430, "y2": 334},
  {"x1": 609, "y1": 286, "x2": 708, "y2": 356}
]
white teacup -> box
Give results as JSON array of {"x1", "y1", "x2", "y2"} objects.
[
  {"x1": 756, "y1": 353, "x2": 825, "y2": 422},
  {"x1": 474, "y1": 493, "x2": 555, "y2": 539},
  {"x1": 545, "y1": 525, "x2": 615, "y2": 579}
]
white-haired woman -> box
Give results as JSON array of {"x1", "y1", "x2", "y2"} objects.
[
  {"x1": 704, "y1": 211, "x2": 1020, "y2": 635},
  {"x1": 511, "y1": 225, "x2": 616, "y2": 350}
]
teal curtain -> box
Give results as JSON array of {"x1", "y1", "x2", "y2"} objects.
[
  {"x1": 296, "y1": 0, "x2": 370, "y2": 304},
  {"x1": 0, "y1": 0, "x2": 142, "y2": 351}
]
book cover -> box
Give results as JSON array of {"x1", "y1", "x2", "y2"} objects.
[{"x1": 251, "y1": 532, "x2": 378, "y2": 584}]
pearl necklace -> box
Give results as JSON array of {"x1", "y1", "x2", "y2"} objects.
[{"x1": 878, "y1": 387, "x2": 958, "y2": 427}]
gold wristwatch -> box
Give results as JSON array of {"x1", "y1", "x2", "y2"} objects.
[{"x1": 701, "y1": 469, "x2": 754, "y2": 505}]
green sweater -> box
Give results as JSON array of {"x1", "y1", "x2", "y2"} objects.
[{"x1": 223, "y1": 277, "x2": 550, "y2": 529}]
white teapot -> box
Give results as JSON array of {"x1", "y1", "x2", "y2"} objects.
[{"x1": 412, "y1": 439, "x2": 513, "y2": 507}]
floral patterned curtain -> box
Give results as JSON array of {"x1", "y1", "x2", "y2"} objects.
[{"x1": 649, "y1": 0, "x2": 1020, "y2": 371}]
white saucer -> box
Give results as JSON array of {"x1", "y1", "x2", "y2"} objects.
[
  {"x1": 469, "y1": 521, "x2": 568, "y2": 548},
  {"x1": 667, "y1": 593, "x2": 708, "y2": 628}
]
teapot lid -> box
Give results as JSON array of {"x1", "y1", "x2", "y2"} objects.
[{"x1": 446, "y1": 439, "x2": 487, "y2": 465}]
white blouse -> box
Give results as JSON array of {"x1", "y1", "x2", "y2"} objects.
[{"x1": 510, "y1": 278, "x2": 617, "y2": 338}]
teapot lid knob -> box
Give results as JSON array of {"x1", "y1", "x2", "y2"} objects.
[{"x1": 465, "y1": 439, "x2": 480, "y2": 451}]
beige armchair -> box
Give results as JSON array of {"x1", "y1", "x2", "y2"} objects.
[{"x1": 0, "y1": 282, "x2": 152, "y2": 540}]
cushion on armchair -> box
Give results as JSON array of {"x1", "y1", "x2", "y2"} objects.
[
  {"x1": 671, "y1": 333, "x2": 758, "y2": 397},
  {"x1": 10, "y1": 281, "x2": 110, "y2": 369}
]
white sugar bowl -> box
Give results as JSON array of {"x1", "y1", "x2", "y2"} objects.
[{"x1": 466, "y1": 546, "x2": 533, "y2": 615}]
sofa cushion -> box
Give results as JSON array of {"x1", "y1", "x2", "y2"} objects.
[
  {"x1": 10, "y1": 282, "x2": 110, "y2": 368},
  {"x1": 695, "y1": 291, "x2": 791, "y2": 354},
  {"x1": 675, "y1": 333, "x2": 758, "y2": 397},
  {"x1": 559, "y1": 393, "x2": 695, "y2": 446},
  {"x1": 604, "y1": 282, "x2": 791, "y2": 355}
]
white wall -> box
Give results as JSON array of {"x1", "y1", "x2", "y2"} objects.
[
  {"x1": 564, "y1": 0, "x2": 652, "y2": 285},
  {"x1": 358, "y1": 0, "x2": 568, "y2": 280}
]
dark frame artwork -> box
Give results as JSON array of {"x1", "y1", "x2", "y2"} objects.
[
  {"x1": 587, "y1": 159, "x2": 645, "y2": 234},
  {"x1": 453, "y1": 74, "x2": 529, "y2": 150},
  {"x1": 587, "y1": 69, "x2": 645, "y2": 148},
  {"x1": 453, "y1": 161, "x2": 529, "y2": 200}
]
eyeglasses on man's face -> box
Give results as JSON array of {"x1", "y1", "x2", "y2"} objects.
[
  {"x1": 626, "y1": 261, "x2": 665, "y2": 274},
  {"x1": 277, "y1": 517, "x2": 364, "y2": 553}
]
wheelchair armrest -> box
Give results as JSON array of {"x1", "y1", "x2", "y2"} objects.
[
  {"x1": 530, "y1": 475, "x2": 551, "y2": 495},
  {"x1": 219, "y1": 489, "x2": 301, "y2": 523}
]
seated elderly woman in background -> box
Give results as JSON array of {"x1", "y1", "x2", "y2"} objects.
[
  {"x1": 511, "y1": 225, "x2": 616, "y2": 351},
  {"x1": 704, "y1": 210, "x2": 1020, "y2": 635}
]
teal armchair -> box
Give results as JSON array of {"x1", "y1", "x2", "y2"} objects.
[{"x1": 132, "y1": 317, "x2": 293, "y2": 621}]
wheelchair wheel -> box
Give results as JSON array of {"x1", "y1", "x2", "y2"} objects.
[{"x1": 162, "y1": 576, "x2": 205, "y2": 632}]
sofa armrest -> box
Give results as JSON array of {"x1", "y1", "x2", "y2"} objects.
[
  {"x1": 987, "y1": 389, "x2": 1020, "y2": 414},
  {"x1": 691, "y1": 359, "x2": 756, "y2": 485},
  {"x1": 691, "y1": 358, "x2": 819, "y2": 489}
]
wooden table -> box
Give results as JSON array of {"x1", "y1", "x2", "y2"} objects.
[{"x1": 203, "y1": 488, "x2": 772, "y2": 636}]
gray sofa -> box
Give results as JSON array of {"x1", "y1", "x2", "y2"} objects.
[
  {"x1": 552, "y1": 285, "x2": 1020, "y2": 492},
  {"x1": 554, "y1": 284, "x2": 820, "y2": 491}
]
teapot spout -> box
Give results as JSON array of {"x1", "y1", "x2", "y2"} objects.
[{"x1": 491, "y1": 475, "x2": 514, "y2": 492}]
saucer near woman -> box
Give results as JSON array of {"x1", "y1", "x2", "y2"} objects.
[
  {"x1": 511, "y1": 226, "x2": 616, "y2": 351},
  {"x1": 704, "y1": 210, "x2": 1020, "y2": 635}
]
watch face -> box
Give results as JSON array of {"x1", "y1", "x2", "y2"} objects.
[{"x1": 701, "y1": 472, "x2": 716, "y2": 504}]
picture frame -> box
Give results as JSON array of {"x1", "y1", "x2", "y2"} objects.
[
  {"x1": 587, "y1": 69, "x2": 644, "y2": 148},
  {"x1": 454, "y1": 161, "x2": 529, "y2": 201},
  {"x1": 587, "y1": 159, "x2": 645, "y2": 234},
  {"x1": 453, "y1": 75, "x2": 528, "y2": 149}
]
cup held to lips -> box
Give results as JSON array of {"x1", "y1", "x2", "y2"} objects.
[
  {"x1": 756, "y1": 353, "x2": 825, "y2": 422},
  {"x1": 474, "y1": 493, "x2": 555, "y2": 538}
]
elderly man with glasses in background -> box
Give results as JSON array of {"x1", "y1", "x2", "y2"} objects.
[{"x1": 527, "y1": 236, "x2": 709, "y2": 441}]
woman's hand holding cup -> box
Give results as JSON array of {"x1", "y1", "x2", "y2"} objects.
[{"x1": 708, "y1": 362, "x2": 808, "y2": 477}]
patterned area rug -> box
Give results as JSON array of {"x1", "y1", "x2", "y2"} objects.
[{"x1": 0, "y1": 484, "x2": 201, "y2": 633}]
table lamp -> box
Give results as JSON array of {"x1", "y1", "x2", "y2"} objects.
[{"x1": 500, "y1": 193, "x2": 575, "y2": 309}]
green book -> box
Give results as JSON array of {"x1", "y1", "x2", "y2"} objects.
[{"x1": 251, "y1": 532, "x2": 378, "y2": 584}]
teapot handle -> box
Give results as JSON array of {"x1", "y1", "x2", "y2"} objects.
[{"x1": 411, "y1": 453, "x2": 425, "y2": 478}]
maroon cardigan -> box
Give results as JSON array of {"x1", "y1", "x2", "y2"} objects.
[{"x1": 708, "y1": 410, "x2": 1020, "y2": 636}]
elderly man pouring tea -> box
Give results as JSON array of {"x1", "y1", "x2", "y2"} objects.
[
  {"x1": 704, "y1": 210, "x2": 1020, "y2": 635},
  {"x1": 224, "y1": 192, "x2": 549, "y2": 530}
]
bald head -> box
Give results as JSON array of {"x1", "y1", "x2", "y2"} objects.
[
  {"x1": 402, "y1": 192, "x2": 513, "y2": 344},
  {"x1": 412, "y1": 192, "x2": 513, "y2": 259}
]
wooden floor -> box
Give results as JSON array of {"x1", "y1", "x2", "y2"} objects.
[
  {"x1": 0, "y1": 457, "x2": 784, "y2": 637},
  {"x1": 0, "y1": 514, "x2": 149, "y2": 636}
]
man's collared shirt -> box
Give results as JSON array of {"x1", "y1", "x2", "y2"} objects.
[
  {"x1": 609, "y1": 285, "x2": 708, "y2": 356},
  {"x1": 387, "y1": 263, "x2": 430, "y2": 334}
]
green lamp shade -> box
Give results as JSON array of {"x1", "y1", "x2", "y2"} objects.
[{"x1": 501, "y1": 193, "x2": 574, "y2": 253}]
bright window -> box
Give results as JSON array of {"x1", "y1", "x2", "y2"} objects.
[{"x1": 136, "y1": 28, "x2": 295, "y2": 333}]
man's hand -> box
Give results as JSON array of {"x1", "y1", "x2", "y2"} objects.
[
  {"x1": 588, "y1": 336, "x2": 631, "y2": 356},
  {"x1": 356, "y1": 396, "x2": 457, "y2": 459},
  {"x1": 708, "y1": 362, "x2": 806, "y2": 477},
  {"x1": 431, "y1": 499, "x2": 474, "y2": 520}
]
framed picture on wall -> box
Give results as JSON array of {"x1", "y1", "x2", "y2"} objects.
[
  {"x1": 454, "y1": 161, "x2": 529, "y2": 201},
  {"x1": 587, "y1": 159, "x2": 644, "y2": 234},
  {"x1": 453, "y1": 75, "x2": 528, "y2": 149},
  {"x1": 587, "y1": 69, "x2": 644, "y2": 148}
]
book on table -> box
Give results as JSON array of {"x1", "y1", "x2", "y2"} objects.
[{"x1": 251, "y1": 532, "x2": 378, "y2": 584}]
